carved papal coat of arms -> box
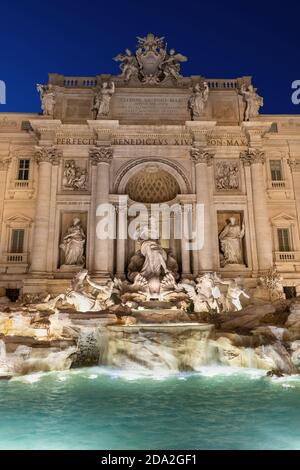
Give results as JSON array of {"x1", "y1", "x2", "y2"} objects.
[{"x1": 113, "y1": 33, "x2": 187, "y2": 84}]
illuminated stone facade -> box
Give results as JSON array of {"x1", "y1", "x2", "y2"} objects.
[{"x1": 0, "y1": 34, "x2": 300, "y2": 298}]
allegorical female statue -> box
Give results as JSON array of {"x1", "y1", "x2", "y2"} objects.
[
  {"x1": 60, "y1": 217, "x2": 86, "y2": 266},
  {"x1": 188, "y1": 82, "x2": 209, "y2": 120},
  {"x1": 219, "y1": 217, "x2": 245, "y2": 266},
  {"x1": 36, "y1": 83, "x2": 56, "y2": 116},
  {"x1": 92, "y1": 82, "x2": 115, "y2": 118},
  {"x1": 240, "y1": 84, "x2": 263, "y2": 121}
]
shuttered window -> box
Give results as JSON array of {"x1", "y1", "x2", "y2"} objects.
[
  {"x1": 277, "y1": 228, "x2": 291, "y2": 252},
  {"x1": 270, "y1": 160, "x2": 283, "y2": 181},
  {"x1": 11, "y1": 229, "x2": 24, "y2": 253}
]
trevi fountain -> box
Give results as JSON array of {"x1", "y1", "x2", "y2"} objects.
[
  {"x1": 1, "y1": 32, "x2": 300, "y2": 450},
  {"x1": 1, "y1": 222, "x2": 300, "y2": 449}
]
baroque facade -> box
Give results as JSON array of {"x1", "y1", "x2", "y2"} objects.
[{"x1": 0, "y1": 33, "x2": 300, "y2": 298}]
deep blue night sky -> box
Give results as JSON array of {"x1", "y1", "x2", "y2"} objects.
[{"x1": 1, "y1": 0, "x2": 300, "y2": 114}]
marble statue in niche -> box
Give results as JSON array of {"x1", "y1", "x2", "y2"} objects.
[
  {"x1": 92, "y1": 82, "x2": 115, "y2": 119},
  {"x1": 219, "y1": 216, "x2": 245, "y2": 266},
  {"x1": 216, "y1": 161, "x2": 239, "y2": 190},
  {"x1": 36, "y1": 83, "x2": 56, "y2": 116},
  {"x1": 188, "y1": 82, "x2": 209, "y2": 120},
  {"x1": 60, "y1": 217, "x2": 86, "y2": 266},
  {"x1": 63, "y1": 160, "x2": 88, "y2": 191},
  {"x1": 240, "y1": 84, "x2": 263, "y2": 121}
]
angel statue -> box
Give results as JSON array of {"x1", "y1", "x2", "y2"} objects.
[
  {"x1": 113, "y1": 49, "x2": 140, "y2": 82},
  {"x1": 160, "y1": 49, "x2": 187, "y2": 81},
  {"x1": 188, "y1": 82, "x2": 209, "y2": 120},
  {"x1": 92, "y1": 82, "x2": 115, "y2": 119},
  {"x1": 240, "y1": 84, "x2": 263, "y2": 121},
  {"x1": 36, "y1": 83, "x2": 55, "y2": 116}
]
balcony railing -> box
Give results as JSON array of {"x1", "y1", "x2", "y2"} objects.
[
  {"x1": 3, "y1": 253, "x2": 28, "y2": 264},
  {"x1": 275, "y1": 251, "x2": 300, "y2": 262},
  {"x1": 14, "y1": 180, "x2": 29, "y2": 189},
  {"x1": 271, "y1": 180, "x2": 286, "y2": 189}
]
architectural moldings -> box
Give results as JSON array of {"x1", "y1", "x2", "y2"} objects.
[
  {"x1": 240, "y1": 148, "x2": 265, "y2": 165},
  {"x1": 190, "y1": 147, "x2": 214, "y2": 166},
  {"x1": 89, "y1": 146, "x2": 113, "y2": 165},
  {"x1": 34, "y1": 146, "x2": 62, "y2": 165},
  {"x1": 114, "y1": 157, "x2": 192, "y2": 194}
]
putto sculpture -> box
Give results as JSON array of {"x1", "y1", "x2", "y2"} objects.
[
  {"x1": 114, "y1": 33, "x2": 187, "y2": 84},
  {"x1": 92, "y1": 81, "x2": 115, "y2": 118},
  {"x1": 240, "y1": 84, "x2": 263, "y2": 121},
  {"x1": 36, "y1": 83, "x2": 56, "y2": 116},
  {"x1": 188, "y1": 82, "x2": 209, "y2": 119}
]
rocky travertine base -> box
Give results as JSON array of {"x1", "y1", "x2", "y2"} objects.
[{"x1": 1, "y1": 298, "x2": 300, "y2": 377}]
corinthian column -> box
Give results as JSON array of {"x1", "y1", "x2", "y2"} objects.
[
  {"x1": 90, "y1": 146, "x2": 113, "y2": 277},
  {"x1": 190, "y1": 147, "x2": 214, "y2": 272},
  {"x1": 31, "y1": 146, "x2": 61, "y2": 274},
  {"x1": 240, "y1": 148, "x2": 273, "y2": 271}
]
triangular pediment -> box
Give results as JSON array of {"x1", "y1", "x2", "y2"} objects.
[
  {"x1": 271, "y1": 213, "x2": 296, "y2": 224},
  {"x1": 5, "y1": 214, "x2": 32, "y2": 225}
]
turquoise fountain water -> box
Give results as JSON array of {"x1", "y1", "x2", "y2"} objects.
[{"x1": 1, "y1": 366, "x2": 300, "y2": 450}]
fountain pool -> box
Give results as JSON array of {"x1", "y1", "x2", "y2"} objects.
[{"x1": 0, "y1": 366, "x2": 300, "y2": 450}]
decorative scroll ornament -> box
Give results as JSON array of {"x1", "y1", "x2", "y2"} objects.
[
  {"x1": 34, "y1": 146, "x2": 61, "y2": 165},
  {"x1": 0, "y1": 158, "x2": 11, "y2": 171},
  {"x1": 288, "y1": 159, "x2": 300, "y2": 172},
  {"x1": 240, "y1": 148, "x2": 265, "y2": 165},
  {"x1": 113, "y1": 33, "x2": 187, "y2": 84},
  {"x1": 190, "y1": 147, "x2": 214, "y2": 165},
  {"x1": 89, "y1": 146, "x2": 113, "y2": 165}
]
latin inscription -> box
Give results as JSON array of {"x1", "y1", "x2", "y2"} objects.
[
  {"x1": 112, "y1": 137, "x2": 192, "y2": 146},
  {"x1": 207, "y1": 138, "x2": 247, "y2": 146},
  {"x1": 56, "y1": 137, "x2": 96, "y2": 145},
  {"x1": 111, "y1": 93, "x2": 190, "y2": 120}
]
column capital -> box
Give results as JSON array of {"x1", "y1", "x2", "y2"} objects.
[
  {"x1": 34, "y1": 146, "x2": 62, "y2": 165},
  {"x1": 0, "y1": 157, "x2": 11, "y2": 171},
  {"x1": 288, "y1": 158, "x2": 300, "y2": 172},
  {"x1": 89, "y1": 146, "x2": 113, "y2": 166},
  {"x1": 190, "y1": 147, "x2": 214, "y2": 166},
  {"x1": 240, "y1": 148, "x2": 265, "y2": 166}
]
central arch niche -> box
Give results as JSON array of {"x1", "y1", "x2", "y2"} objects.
[{"x1": 126, "y1": 166, "x2": 180, "y2": 203}]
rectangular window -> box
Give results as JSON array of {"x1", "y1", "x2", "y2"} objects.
[
  {"x1": 270, "y1": 160, "x2": 283, "y2": 181},
  {"x1": 10, "y1": 229, "x2": 24, "y2": 253},
  {"x1": 17, "y1": 159, "x2": 30, "y2": 181},
  {"x1": 277, "y1": 228, "x2": 291, "y2": 252}
]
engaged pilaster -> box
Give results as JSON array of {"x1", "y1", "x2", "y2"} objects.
[
  {"x1": 190, "y1": 147, "x2": 214, "y2": 272},
  {"x1": 240, "y1": 148, "x2": 273, "y2": 271},
  {"x1": 90, "y1": 146, "x2": 113, "y2": 276},
  {"x1": 30, "y1": 146, "x2": 61, "y2": 274}
]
